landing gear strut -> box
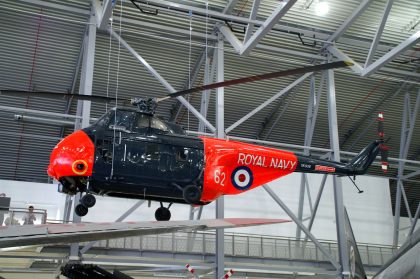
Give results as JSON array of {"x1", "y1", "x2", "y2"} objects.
[
  {"x1": 155, "y1": 202, "x2": 172, "y2": 221},
  {"x1": 74, "y1": 193, "x2": 96, "y2": 217}
]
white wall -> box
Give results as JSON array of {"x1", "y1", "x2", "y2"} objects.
[
  {"x1": 0, "y1": 179, "x2": 67, "y2": 222},
  {"x1": 0, "y1": 173, "x2": 395, "y2": 245}
]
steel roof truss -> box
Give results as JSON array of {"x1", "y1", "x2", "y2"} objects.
[
  {"x1": 364, "y1": 0, "x2": 394, "y2": 67},
  {"x1": 217, "y1": 0, "x2": 298, "y2": 56},
  {"x1": 225, "y1": 72, "x2": 311, "y2": 133},
  {"x1": 108, "y1": 28, "x2": 216, "y2": 132},
  {"x1": 241, "y1": 0, "x2": 297, "y2": 55},
  {"x1": 327, "y1": 0, "x2": 374, "y2": 42},
  {"x1": 363, "y1": 30, "x2": 420, "y2": 76},
  {"x1": 95, "y1": 0, "x2": 114, "y2": 31},
  {"x1": 243, "y1": 0, "x2": 261, "y2": 44}
]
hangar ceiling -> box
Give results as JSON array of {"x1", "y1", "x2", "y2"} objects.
[{"x1": 0, "y1": 0, "x2": 419, "y2": 216}]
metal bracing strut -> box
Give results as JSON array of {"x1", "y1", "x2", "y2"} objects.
[
  {"x1": 393, "y1": 90, "x2": 420, "y2": 247},
  {"x1": 215, "y1": 34, "x2": 225, "y2": 279},
  {"x1": 263, "y1": 185, "x2": 341, "y2": 271},
  {"x1": 70, "y1": 5, "x2": 97, "y2": 260},
  {"x1": 108, "y1": 28, "x2": 216, "y2": 133},
  {"x1": 327, "y1": 67, "x2": 350, "y2": 278}
]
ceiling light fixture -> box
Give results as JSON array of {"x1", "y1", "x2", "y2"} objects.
[{"x1": 315, "y1": 0, "x2": 329, "y2": 16}]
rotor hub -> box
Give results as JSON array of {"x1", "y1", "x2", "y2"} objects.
[{"x1": 130, "y1": 97, "x2": 158, "y2": 115}]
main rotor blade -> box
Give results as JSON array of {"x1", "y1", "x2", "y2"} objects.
[
  {"x1": 167, "y1": 61, "x2": 353, "y2": 99},
  {"x1": 0, "y1": 90, "x2": 119, "y2": 103}
]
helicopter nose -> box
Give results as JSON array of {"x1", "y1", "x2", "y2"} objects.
[{"x1": 47, "y1": 130, "x2": 94, "y2": 180}]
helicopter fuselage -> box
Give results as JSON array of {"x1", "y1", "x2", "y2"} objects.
[{"x1": 47, "y1": 107, "x2": 381, "y2": 219}]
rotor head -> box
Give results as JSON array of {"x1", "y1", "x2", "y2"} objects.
[{"x1": 130, "y1": 97, "x2": 158, "y2": 115}]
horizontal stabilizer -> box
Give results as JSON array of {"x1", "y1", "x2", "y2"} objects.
[{"x1": 0, "y1": 218, "x2": 289, "y2": 249}]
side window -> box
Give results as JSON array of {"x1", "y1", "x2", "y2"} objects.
[
  {"x1": 176, "y1": 148, "x2": 189, "y2": 162},
  {"x1": 107, "y1": 110, "x2": 136, "y2": 132},
  {"x1": 145, "y1": 143, "x2": 160, "y2": 161}
]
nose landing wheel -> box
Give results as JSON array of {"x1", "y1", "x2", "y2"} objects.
[
  {"x1": 75, "y1": 203, "x2": 88, "y2": 217},
  {"x1": 81, "y1": 193, "x2": 96, "y2": 208},
  {"x1": 155, "y1": 202, "x2": 172, "y2": 221},
  {"x1": 74, "y1": 193, "x2": 96, "y2": 217}
]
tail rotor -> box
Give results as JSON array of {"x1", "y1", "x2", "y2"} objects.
[{"x1": 377, "y1": 112, "x2": 389, "y2": 173}]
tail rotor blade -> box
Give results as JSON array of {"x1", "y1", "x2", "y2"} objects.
[
  {"x1": 377, "y1": 111, "x2": 384, "y2": 138},
  {"x1": 377, "y1": 112, "x2": 389, "y2": 173},
  {"x1": 380, "y1": 144, "x2": 389, "y2": 173}
]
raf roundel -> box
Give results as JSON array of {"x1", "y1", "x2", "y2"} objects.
[{"x1": 231, "y1": 166, "x2": 254, "y2": 190}]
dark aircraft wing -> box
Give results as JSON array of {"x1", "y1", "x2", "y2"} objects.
[{"x1": 0, "y1": 218, "x2": 289, "y2": 249}]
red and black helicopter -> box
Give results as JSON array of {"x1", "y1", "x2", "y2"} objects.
[{"x1": 1, "y1": 61, "x2": 388, "y2": 221}]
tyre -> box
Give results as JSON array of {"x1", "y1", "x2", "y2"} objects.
[
  {"x1": 81, "y1": 194, "x2": 96, "y2": 208},
  {"x1": 155, "y1": 207, "x2": 171, "y2": 221},
  {"x1": 75, "y1": 204, "x2": 88, "y2": 217},
  {"x1": 183, "y1": 185, "x2": 202, "y2": 204}
]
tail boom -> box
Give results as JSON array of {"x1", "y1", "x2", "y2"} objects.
[{"x1": 294, "y1": 140, "x2": 382, "y2": 176}]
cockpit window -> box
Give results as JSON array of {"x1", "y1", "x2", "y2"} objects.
[
  {"x1": 151, "y1": 117, "x2": 168, "y2": 133},
  {"x1": 107, "y1": 110, "x2": 137, "y2": 132},
  {"x1": 132, "y1": 113, "x2": 150, "y2": 133}
]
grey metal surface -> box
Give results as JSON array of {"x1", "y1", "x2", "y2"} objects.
[
  {"x1": 0, "y1": 218, "x2": 288, "y2": 248},
  {"x1": 0, "y1": 230, "x2": 394, "y2": 278}
]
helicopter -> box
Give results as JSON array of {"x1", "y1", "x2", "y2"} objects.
[{"x1": 1, "y1": 61, "x2": 388, "y2": 221}]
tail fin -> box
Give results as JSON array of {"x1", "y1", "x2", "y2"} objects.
[{"x1": 347, "y1": 140, "x2": 382, "y2": 175}]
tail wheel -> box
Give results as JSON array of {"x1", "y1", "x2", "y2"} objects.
[
  {"x1": 75, "y1": 204, "x2": 88, "y2": 217},
  {"x1": 183, "y1": 185, "x2": 202, "y2": 204},
  {"x1": 81, "y1": 194, "x2": 96, "y2": 208},
  {"x1": 155, "y1": 207, "x2": 171, "y2": 221}
]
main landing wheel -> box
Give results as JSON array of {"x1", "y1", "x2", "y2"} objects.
[
  {"x1": 75, "y1": 204, "x2": 88, "y2": 217},
  {"x1": 81, "y1": 194, "x2": 96, "y2": 208},
  {"x1": 155, "y1": 205, "x2": 171, "y2": 221},
  {"x1": 183, "y1": 185, "x2": 202, "y2": 204}
]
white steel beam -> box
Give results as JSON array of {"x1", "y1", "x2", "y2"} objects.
[
  {"x1": 365, "y1": 0, "x2": 394, "y2": 67},
  {"x1": 326, "y1": 67, "x2": 350, "y2": 277},
  {"x1": 408, "y1": 203, "x2": 420, "y2": 236},
  {"x1": 327, "y1": 0, "x2": 373, "y2": 42},
  {"x1": 363, "y1": 30, "x2": 420, "y2": 76},
  {"x1": 243, "y1": 0, "x2": 261, "y2": 43},
  {"x1": 326, "y1": 46, "x2": 363, "y2": 74},
  {"x1": 199, "y1": 49, "x2": 217, "y2": 132},
  {"x1": 18, "y1": 0, "x2": 420, "y2": 65},
  {"x1": 96, "y1": 0, "x2": 114, "y2": 30},
  {"x1": 215, "y1": 36, "x2": 225, "y2": 279},
  {"x1": 223, "y1": 0, "x2": 239, "y2": 14},
  {"x1": 327, "y1": 45, "x2": 420, "y2": 79},
  {"x1": 241, "y1": 0, "x2": 297, "y2": 55},
  {"x1": 108, "y1": 28, "x2": 216, "y2": 132},
  {"x1": 218, "y1": 24, "x2": 243, "y2": 53},
  {"x1": 263, "y1": 185, "x2": 341, "y2": 270},
  {"x1": 402, "y1": 169, "x2": 420, "y2": 180},
  {"x1": 76, "y1": 10, "x2": 96, "y2": 130},
  {"x1": 226, "y1": 73, "x2": 311, "y2": 133}
]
